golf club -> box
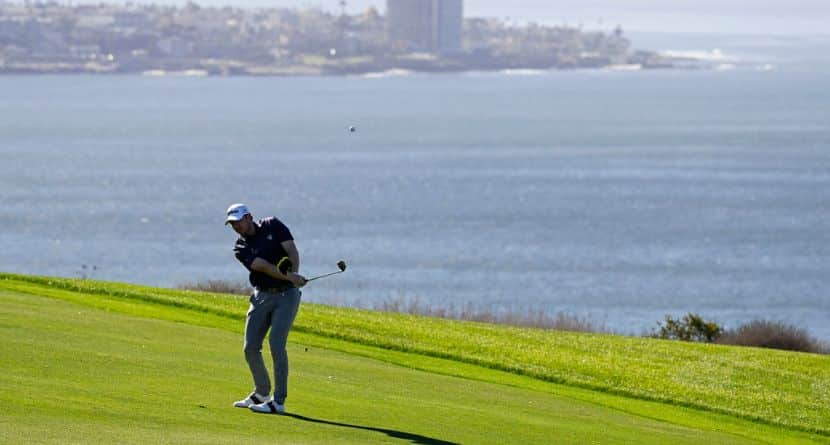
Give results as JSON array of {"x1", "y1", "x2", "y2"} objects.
[
  {"x1": 307, "y1": 260, "x2": 347, "y2": 282},
  {"x1": 277, "y1": 257, "x2": 347, "y2": 282}
]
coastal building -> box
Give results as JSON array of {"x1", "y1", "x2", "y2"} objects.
[{"x1": 386, "y1": 0, "x2": 462, "y2": 53}]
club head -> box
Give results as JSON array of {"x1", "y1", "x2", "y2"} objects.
[{"x1": 337, "y1": 260, "x2": 347, "y2": 272}]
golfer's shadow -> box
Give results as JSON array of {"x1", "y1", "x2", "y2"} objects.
[{"x1": 282, "y1": 412, "x2": 459, "y2": 445}]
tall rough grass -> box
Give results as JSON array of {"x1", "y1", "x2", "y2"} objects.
[
  {"x1": 373, "y1": 297, "x2": 605, "y2": 333},
  {"x1": 177, "y1": 280, "x2": 250, "y2": 295}
]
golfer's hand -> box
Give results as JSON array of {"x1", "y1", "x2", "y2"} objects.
[{"x1": 287, "y1": 272, "x2": 307, "y2": 288}]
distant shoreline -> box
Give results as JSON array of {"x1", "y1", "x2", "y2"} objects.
[
  {"x1": 0, "y1": 63, "x2": 769, "y2": 77},
  {"x1": 0, "y1": 53, "x2": 750, "y2": 77}
]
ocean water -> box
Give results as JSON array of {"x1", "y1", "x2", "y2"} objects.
[{"x1": 2, "y1": 37, "x2": 829, "y2": 338}]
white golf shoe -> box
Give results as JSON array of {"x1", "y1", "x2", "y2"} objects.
[
  {"x1": 233, "y1": 392, "x2": 270, "y2": 408},
  {"x1": 250, "y1": 400, "x2": 285, "y2": 414}
]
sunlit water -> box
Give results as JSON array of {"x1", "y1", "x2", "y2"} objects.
[{"x1": 2, "y1": 36, "x2": 828, "y2": 338}]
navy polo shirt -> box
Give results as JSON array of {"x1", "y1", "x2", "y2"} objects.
[{"x1": 233, "y1": 217, "x2": 294, "y2": 290}]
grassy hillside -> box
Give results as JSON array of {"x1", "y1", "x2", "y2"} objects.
[{"x1": 1, "y1": 273, "x2": 828, "y2": 444}]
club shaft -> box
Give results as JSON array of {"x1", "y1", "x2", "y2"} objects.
[{"x1": 307, "y1": 270, "x2": 344, "y2": 282}]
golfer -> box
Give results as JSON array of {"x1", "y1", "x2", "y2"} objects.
[{"x1": 225, "y1": 203, "x2": 306, "y2": 414}]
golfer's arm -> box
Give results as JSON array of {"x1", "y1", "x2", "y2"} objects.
[
  {"x1": 250, "y1": 258, "x2": 290, "y2": 280},
  {"x1": 248, "y1": 240, "x2": 300, "y2": 279},
  {"x1": 282, "y1": 240, "x2": 300, "y2": 273}
]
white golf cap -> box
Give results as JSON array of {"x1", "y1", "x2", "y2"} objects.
[{"x1": 225, "y1": 203, "x2": 250, "y2": 224}]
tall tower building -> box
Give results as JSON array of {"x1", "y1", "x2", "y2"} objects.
[
  {"x1": 433, "y1": 0, "x2": 462, "y2": 52},
  {"x1": 387, "y1": 0, "x2": 462, "y2": 53}
]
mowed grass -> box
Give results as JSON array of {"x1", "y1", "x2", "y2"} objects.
[
  {"x1": 0, "y1": 273, "x2": 829, "y2": 444},
  {"x1": 0, "y1": 290, "x2": 784, "y2": 445}
]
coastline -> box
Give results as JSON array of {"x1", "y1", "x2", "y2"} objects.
[{"x1": 0, "y1": 56, "x2": 759, "y2": 77}]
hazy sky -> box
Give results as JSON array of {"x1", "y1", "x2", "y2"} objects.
[{"x1": 159, "y1": 0, "x2": 829, "y2": 35}]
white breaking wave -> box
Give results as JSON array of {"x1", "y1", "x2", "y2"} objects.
[
  {"x1": 606, "y1": 64, "x2": 643, "y2": 71},
  {"x1": 360, "y1": 69, "x2": 413, "y2": 78},
  {"x1": 498, "y1": 68, "x2": 547, "y2": 76},
  {"x1": 658, "y1": 48, "x2": 778, "y2": 71},
  {"x1": 141, "y1": 69, "x2": 208, "y2": 77},
  {"x1": 659, "y1": 48, "x2": 738, "y2": 62}
]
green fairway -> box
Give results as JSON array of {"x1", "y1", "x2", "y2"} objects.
[{"x1": 0, "y1": 274, "x2": 828, "y2": 444}]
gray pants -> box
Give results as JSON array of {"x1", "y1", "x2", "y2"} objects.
[{"x1": 243, "y1": 287, "x2": 301, "y2": 404}]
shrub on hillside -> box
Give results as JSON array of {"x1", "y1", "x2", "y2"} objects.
[
  {"x1": 652, "y1": 313, "x2": 722, "y2": 342},
  {"x1": 717, "y1": 319, "x2": 827, "y2": 354},
  {"x1": 178, "y1": 280, "x2": 251, "y2": 295}
]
